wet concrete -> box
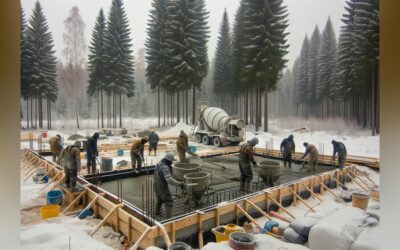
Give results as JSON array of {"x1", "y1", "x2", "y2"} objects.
[{"x1": 97, "y1": 154, "x2": 335, "y2": 220}]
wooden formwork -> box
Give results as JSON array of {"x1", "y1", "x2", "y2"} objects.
[{"x1": 20, "y1": 147, "x2": 377, "y2": 249}]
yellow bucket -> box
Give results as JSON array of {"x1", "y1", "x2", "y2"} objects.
[
  {"x1": 212, "y1": 224, "x2": 242, "y2": 243},
  {"x1": 80, "y1": 153, "x2": 85, "y2": 159},
  {"x1": 40, "y1": 205, "x2": 60, "y2": 219}
]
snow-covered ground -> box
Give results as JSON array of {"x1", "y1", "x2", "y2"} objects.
[{"x1": 21, "y1": 118, "x2": 379, "y2": 158}]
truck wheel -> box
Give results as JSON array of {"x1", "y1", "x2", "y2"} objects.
[
  {"x1": 213, "y1": 137, "x2": 222, "y2": 147},
  {"x1": 202, "y1": 135, "x2": 210, "y2": 145},
  {"x1": 195, "y1": 134, "x2": 202, "y2": 143}
]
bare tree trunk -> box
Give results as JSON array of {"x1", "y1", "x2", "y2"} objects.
[
  {"x1": 245, "y1": 88, "x2": 248, "y2": 125},
  {"x1": 192, "y1": 86, "x2": 196, "y2": 125},
  {"x1": 30, "y1": 97, "x2": 33, "y2": 128},
  {"x1": 255, "y1": 82, "x2": 259, "y2": 131},
  {"x1": 371, "y1": 70, "x2": 376, "y2": 135},
  {"x1": 264, "y1": 81, "x2": 268, "y2": 132},
  {"x1": 158, "y1": 84, "x2": 160, "y2": 128},
  {"x1": 376, "y1": 65, "x2": 380, "y2": 134},
  {"x1": 163, "y1": 88, "x2": 166, "y2": 126},
  {"x1": 101, "y1": 88, "x2": 104, "y2": 128},
  {"x1": 119, "y1": 93, "x2": 122, "y2": 128},
  {"x1": 26, "y1": 99, "x2": 29, "y2": 129},
  {"x1": 185, "y1": 88, "x2": 188, "y2": 124},
  {"x1": 97, "y1": 90, "x2": 100, "y2": 129}
]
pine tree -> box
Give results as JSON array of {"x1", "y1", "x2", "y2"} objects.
[
  {"x1": 316, "y1": 18, "x2": 338, "y2": 101},
  {"x1": 25, "y1": 1, "x2": 58, "y2": 128},
  {"x1": 87, "y1": 8, "x2": 107, "y2": 128},
  {"x1": 21, "y1": 7, "x2": 30, "y2": 128},
  {"x1": 307, "y1": 26, "x2": 321, "y2": 106},
  {"x1": 354, "y1": 0, "x2": 379, "y2": 134},
  {"x1": 145, "y1": 0, "x2": 169, "y2": 127},
  {"x1": 335, "y1": 0, "x2": 357, "y2": 99},
  {"x1": 296, "y1": 36, "x2": 310, "y2": 108},
  {"x1": 164, "y1": 0, "x2": 209, "y2": 123},
  {"x1": 241, "y1": 0, "x2": 289, "y2": 132},
  {"x1": 104, "y1": 0, "x2": 135, "y2": 128},
  {"x1": 213, "y1": 9, "x2": 232, "y2": 109}
]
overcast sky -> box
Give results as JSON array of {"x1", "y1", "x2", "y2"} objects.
[{"x1": 21, "y1": 0, "x2": 345, "y2": 69}]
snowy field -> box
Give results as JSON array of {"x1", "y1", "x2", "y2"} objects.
[{"x1": 21, "y1": 117, "x2": 379, "y2": 158}]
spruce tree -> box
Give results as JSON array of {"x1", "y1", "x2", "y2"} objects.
[
  {"x1": 145, "y1": 0, "x2": 169, "y2": 127},
  {"x1": 25, "y1": 1, "x2": 58, "y2": 128},
  {"x1": 307, "y1": 26, "x2": 321, "y2": 106},
  {"x1": 21, "y1": 7, "x2": 30, "y2": 127},
  {"x1": 87, "y1": 8, "x2": 107, "y2": 128},
  {"x1": 316, "y1": 17, "x2": 338, "y2": 101},
  {"x1": 296, "y1": 36, "x2": 310, "y2": 107},
  {"x1": 213, "y1": 9, "x2": 232, "y2": 109},
  {"x1": 241, "y1": 0, "x2": 289, "y2": 132},
  {"x1": 104, "y1": 0, "x2": 135, "y2": 127},
  {"x1": 335, "y1": 0, "x2": 357, "y2": 99}
]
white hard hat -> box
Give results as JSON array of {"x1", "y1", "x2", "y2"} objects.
[{"x1": 164, "y1": 152, "x2": 176, "y2": 162}]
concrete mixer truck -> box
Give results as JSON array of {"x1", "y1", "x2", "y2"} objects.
[{"x1": 193, "y1": 105, "x2": 245, "y2": 147}]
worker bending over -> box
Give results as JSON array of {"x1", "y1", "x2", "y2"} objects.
[
  {"x1": 239, "y1": 137, "x2": 259, "y2": 193},
  {"x1": 280, "y1": 134, "x2": 295, "y2": 168},
  {"x1": 130, "y1": 137, "x2": 148, "y2": 173},
  {"x1": 60, "y1": 141, "x2": 81, "y2": 191},
  {"x1": 86, "y1": 132, "x2": 99, "y2": 175},
  {"x1": 176, "y1": 130, "x2": 197, "y2": 163},
  {"x1": 332, "y1": 140, "x2": 347, "y2": 169},
  {"x1": 49, "y1": 134, "x2": 63, "y2": 164},
  {"x1": 148, "y1": 130, "x2": 160, "y2": 156},
  {"x1": 154, "y1": 152, "x2": 186, "y2": 218},
  {"x1": 300, "y1": 142, "x2": 319, "y2": 172}
]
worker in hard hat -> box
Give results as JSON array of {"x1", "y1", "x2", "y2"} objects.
[
  {"x1": 300, "y1": 142, "x2": 319, "y2": 172},
  {"x1": 332, "y1": 140, "x2": 347, "y2": 169},
  {"x1": 154, "y1": 152, "x2": 186, "y2": 218},
  {"x1": 280, "y1": 135, "x2": 295, "y2": 168},
  {"x1": 86, "y1": 132, "x2": 99, "y2": 175},
  {"x1": 176, "y1": 130, "x2": 198, "y2": 163},
  {"x1": 238, "y1": 137, "x2": 259, "y2": 193},
  {"x1": 148, "y1": 130, "x2": 160, "y2": 156},
  {"x1": 49, "y1": 134, "x2": 63, "y2": 164},
  {"x1": 60, "y1": 141, "x2": 82, "y2": 191},
  {"x1": 130, "y1": 137, "x2": 148, "y2": 173}
]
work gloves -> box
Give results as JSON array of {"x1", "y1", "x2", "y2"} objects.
[{"x1": 180, "y1": 182, "x2": 187, "y2": 191}]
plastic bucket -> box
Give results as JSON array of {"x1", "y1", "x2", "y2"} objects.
[
  {"x1": 189, "y1": 145, "x2": 197, "y2": 153},
  {"x1": 224, "y1": 224, "x2": 242, "y2": 234},
  {"x1": 352, "y1": 192, "x2": 369, "y2": 210},
  {"x1": 101, "y1": 157, "x2": 113, "y2": 172},
  {"x1": 40, "y1": 205, "x2": 60, "y2": 219},
  {"x1": 117, "y1": 149, "x2": 124, "y2": 156},
  {"x1": 212, "y1": 226, "x2": 230, "y2": 242},
  {"x1": 47, "y1": 190, "x2": 63, "y2": 205},
  {"x1": 80, "y1": 152, "x2": 86, "y2": 159},
  {"x1": 229, "y1": 232, "x2": 255, "y2": 250}
]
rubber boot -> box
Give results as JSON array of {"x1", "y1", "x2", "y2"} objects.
[
  {"x1": 244, "y1": 181, "x2": 251, "y2": 193},
  {"x1": 155, "y1": 201, "x2": 162, "y2": 216},
  {"x1": 239, "y1": 181, "x2": 245, "y2": 192},
  {"x1": 91, "y1": 164, "x2": 96, "y2": 175},
  {"x1": 165, "y1": 203, "x2": 173, "y2": 218}
]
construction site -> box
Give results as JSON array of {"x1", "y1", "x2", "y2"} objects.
[{"x1": 20, "y1": 106, "x2": 381, "y2": 250}]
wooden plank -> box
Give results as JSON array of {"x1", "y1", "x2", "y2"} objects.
[
  {"x1": 235, "y1": 204, "x2": 262, "y2": 228},
  {"x1": 154, "y1": 221, "x2": 171, "y2": 247},
  {"x1": 289, "y1": 188, "x2": 316, "y2": 213},
  {"x1": 266, "y1": 194, "x2": 296, "y2": 219},
  {"x1": 346, "y1": 173, "x2": 369, "y2": 192},
  {"x1": 40, "y1": 171, "x2": 64, "y2": 192},
  {"x1": 301, "y1": 183, "x2": 324, "y2": 202},
  {"x1": 198, "y1": 212, "x2": 204, "y2": 249},
  {"x1": 130, "y1": 226, "x2": 153, "y2": 250},
  {"x1": 317, "y1": 180, "x2": 341, "y2": 200},
  {"x1": 245, "y1": 199, "x2": 272, "y2": 220},
  {"x1": 61, "y1": 189, "x2": 88, "y2": 215},
  {"x1": 171, "y1": 222, "x2": 176, "y2": 243},
  {"x1": 90, "y1": 204, "x2": 124, "y2": 236}
]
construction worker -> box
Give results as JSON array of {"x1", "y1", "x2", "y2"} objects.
[
  {"x1": 300, "y1": 142, "x2": 319, "y2": 172},
  {"x1": 154, "y1": 152, "x2": 186, "y2": 218},
  {"x1": 280, "y1": 135, "x2": 295, "y2": 168},
  {"x1": 60, "y1": 141, "x2": 81, "y2": 191},
  {"x1": 176, "y1": 130, "x2": 198, "y2": 163},
  {"x1": 238, "y1": 137, "x2": 259, "y2": 193},
  {"x1": 332, "y1": 140, "x2": 347, "y2": 169},
  {"x1": 148, "y1": 130, "x2": 160, "y2": 156},
  {"x1": 130, "y1": 137, "x2": 148, "y2": 173},
  {"x1": 86, "y1": 132, "x2": 99, "y2": 175},
  {"x1": 49, "y1": 134, "x2": 63, "y2": 164}
]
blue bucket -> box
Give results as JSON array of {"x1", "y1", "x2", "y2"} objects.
[
  {"x1": 47, "y1": 190, "x2": 63, "y2": 205},
  {"x1": 117, "y1": 149, "x2": 124, "y2": 156},
  {"x1": 189, "y1": 145, "x2": 197, "y2": 153}
]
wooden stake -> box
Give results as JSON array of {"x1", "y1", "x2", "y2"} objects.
[
  {"x1": 245, "y1": 199, "x2": 272, "y2": 220},
  {"x1": 40, "y1": 171, "x2": 63, "y2": 192},
  {"x1": 61, "y1": 189, "x2": 87, "y2": 215},
  {"x1": 235, "y1": 204, "x2": 262, "y2": 228},
  {"x1": 289, "y1": 189, "x2": 316, "y2": 213},
  {"x1": 197, "y1": 212, "x2": 204, "y2": 249},
  {"x1": 130, "y1": 226, "x2": 152, "y2": 250},
  {"x1": 267, "y1": 196, "x2": 296, "y2": 219},
  {"x1": 301, "y1": 183, "x2": 324, "y2": 202},
  {"x1": 346, "y1": 173, "x2": 369, "y2": 192},
  {"x1": 317, "y1": 180, "x2": 341, "y2": 201},
  {"x1": 154, "y1": 221, "x2": 171, "y2": 247},
  {"x1": 171, "y1": 222, "x2": 176, "y2": 243},
  {"x1": 90, "y1": 204, "x2": 124, "y2": 236}
]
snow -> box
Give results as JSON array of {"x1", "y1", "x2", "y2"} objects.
[{"x1": 21, "y1": 216, "x2": 124, "y2": 250}]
